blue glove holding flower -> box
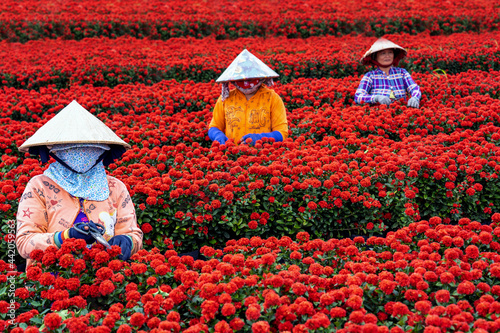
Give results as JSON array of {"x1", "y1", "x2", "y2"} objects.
[
  {"x1": 108, "y1": 235, "x2": 133, "y2": 261},
  {"x1": 241, "y1": 131, "x2": 283, "y2": 144},
  {"x1": 208, "y1": 127, "x2": 229, "y2": 145}
]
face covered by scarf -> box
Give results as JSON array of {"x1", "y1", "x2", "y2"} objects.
[
  {"x1": 43, "y1": 143, "x2": 110, "y2": 201},
  {"x1": 234, "y1": 79, "x2": 263, "y2": 95},
  {"x1": 220, "y1": 78, "x2": 275, "y2": 101}
]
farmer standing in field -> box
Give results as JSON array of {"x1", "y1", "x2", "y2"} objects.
[
  {"x1": 16, "y1": 100, "x2": 143, "y2": 267},
  {"x1": 208, "y1": 49, "x2": 289, "y2": 145},
  {"x1": 354, "y1": 38, "x2": 421, "y2": 108}
]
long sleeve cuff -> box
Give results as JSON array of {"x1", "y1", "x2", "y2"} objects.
[{"x1": 54, "y1": 229, "x2": 70, "y2": 248}]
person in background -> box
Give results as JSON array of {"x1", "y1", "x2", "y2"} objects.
[
  {"x1": 208, "y1": 49, "x2": 289, "y2": 145},
  {"x1": 355, "y1": 38, "x2": 421, "y2": 108},
  {"x1": 16, "y1": 100, "x2": 143, "y2": 267}
]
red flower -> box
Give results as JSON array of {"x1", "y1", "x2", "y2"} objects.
[
  {"x1": 117, "y1": 324, "x2": 132, "y2": 333},
  {"x1": 214, "y1": 320, "x2": 232, "y2": 333},
  {"x1": 457, "y1": 281, "x2": 476, "y2": 295},
  {"x1": 44, "y1": 313, "x2": 62, "y2": 330},
  {"x1": 230, "y1": 318, "x2": 245, "y2": 331},
  {"x1": 141, "y1": 223, "x2": 153, "y2": 233},
  {"x1": 245, "y1": 305, "x2": 261, "y2": 321},
  {"x1": 71, "y1": 259, "x2": 86, "y2": 274},
  {"x1": 99, "y1": 280, "x2": 115, "y2": 296},
  {"x1": 252, "y1": 321, "x2": 270, "y2": 333},
  {"x1": 221, "y1": 303, "x2": 236, "y2": 317},
  {"x1": 479, "y1": 231, "x2": 492, "y2": 244},
  {"x1": 26, "y1": 266, "x2": 42, "y2": 281},
  {"x1": 346, "y1": 295, "x2": 362, "y2": 310},
  {"x1": 166, "y1": 311, "x2": 181, "y2": 322},
  {"x1": 379, "y1": 279, "x2": 397, "y2": 295},
  {"x1": 291, "y1": 282, "x2": 307, "y2": 296},
  {"x1": 395, "y1": 171, "x2": 405, "y2": 180},
  {"x1": 435, "y1": 289, "x2": 450, "y2": 303},
  {"x1": 392, "y1": 302, "x2": 410, "y2": 317},
  {"x1": 296, "y1": 232, "x2": 310, "y2": 243},
  {"x1": 39, "y1": 272, "x2": 55, "y2": 286},
  {"x1": 349, "y1": 310, "x2": 364, "y2": 323},
  {"x1": 201, "y1": 300, "x2": 219, "y2": 320},
  {"x1": 58, "y1": 253, "x2": 75, "y2": 268},
  {"x1": 465, "y1": 245, "x2": 479, "y2": 258},
  {"x1": 129, "y1": 313, "x2": 146, "y2": 327}
]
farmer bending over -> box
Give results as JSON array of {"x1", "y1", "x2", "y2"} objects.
[
  {"x1": 208, "y1": 49, "x2": 289, "y2": 145},
  {"x1": 16, "y1": 100, "x2": 143, "y2": 267},
  {"x1": 355, "y1": 38, "x2": 421, "y2": 108}
]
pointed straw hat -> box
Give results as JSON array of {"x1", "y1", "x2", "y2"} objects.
[
  {"x1": 19, "y1": 100, "x2": 130, "y2": 153},
  {"x1": 216, "y1": 49, "x2": 279, "y2": 83},
  {"x1": 360, "y1": 38, "x2": 407, "y2": 66}
]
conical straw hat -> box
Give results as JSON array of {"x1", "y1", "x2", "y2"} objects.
[
  {"x1": 360, "y1": 38, "x2": 407, "y2": 65},
  {"x1": 19, "y1": 100, "x2": 130, "y2": 152},
  {"x1": 216, "y1": 49, "x2": 279, "y2": 83}
]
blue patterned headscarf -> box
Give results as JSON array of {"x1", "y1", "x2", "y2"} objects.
[{"x1": 44, "y1": 143, "x2": 110, "y2": 201}]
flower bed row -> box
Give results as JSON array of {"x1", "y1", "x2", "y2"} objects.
[
  {"x1": 2, "y1": 31, "x2": 500, "y2": 89},
  {"x1": 2, "y1": 95, "x2": 500, "y2": 256},
  {"x1": 2, "y1": 218, "x2": 500, "y2": 332},
  {"x1": 1, "y1": 70, "x2": 500, "y2": 125},
  {"x1": 1, "y1": 0, "x2": 499, "y2": 42}
]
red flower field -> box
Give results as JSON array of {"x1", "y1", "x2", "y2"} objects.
[{"x1": 1, "y1": 0, "x2": 500, "y2": 332}]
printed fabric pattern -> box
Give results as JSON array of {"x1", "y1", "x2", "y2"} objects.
[
  {"x1": 44, "y1": 145, "x2": 109, "y2": 201},
  {"x1": 16, "y1": 174, "x2": 143, "y2": 266},
  {"x1": 354, "y1": 67, "x2": 421, "y2": 104}
]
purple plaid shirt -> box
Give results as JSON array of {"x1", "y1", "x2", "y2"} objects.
[{"x1": 354, "y1": 67, "x2": 421, "y2": 104}]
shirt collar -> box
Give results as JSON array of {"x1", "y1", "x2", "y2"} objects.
[{"x1": 375, "y1": 67, "x2": 394, "y2": 75}]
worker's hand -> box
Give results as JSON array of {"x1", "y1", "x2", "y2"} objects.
[
  {"x1": 242, "y1": 131, "x2": 284, "y2": 144},
  {"x1": 241, "y1": 133, "x2": 264, "y2": 144},
  {"x1": 67, "y1": 223, "x2": 96, "y2": 244},
  {"x1": 374, "y1": 95, "x2": 392, "y2": 105},
  {"x1": 213, "y1": 133, "x2": 228, "y2": 145},
  {"x1": 108, "y1": 235, "x2": 133, "y2": 261},
  {"x1": 407, "y1": 97, "x2": 420, "y2": 108},
  {"x1": 208, "y1": 127, "x2": 228, "y2": 145}
]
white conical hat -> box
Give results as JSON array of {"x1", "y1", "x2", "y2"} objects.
[
  {"x1": 360, "y1": 38, "x2": 407, "y2": 65},
  {"x1": 19, "y1": 100, "x2": 130, "y2": 152},
  {"x1": 216, "y1": 49, "x2": 279, "y2": 83}
]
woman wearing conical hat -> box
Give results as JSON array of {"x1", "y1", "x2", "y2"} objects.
[
  {"x1": 16, "y1": 101, "x2": 143, "y2": 267},
  {"x1": 354, "y1": 38, "x2": 421, "y2": 108},
  {"x1": 208, "y1": 49, "x2": 289, "y2": 145}
]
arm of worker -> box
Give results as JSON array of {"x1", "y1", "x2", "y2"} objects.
[
  {"x1": 16, "y1": 179, "x2": 56, "y2": 259},
  {"x1": 111, "y1": 178, "x2": 143, "y2": 260},
  {"x1": 208, "y1": 98, "x2": 228, "y2": 145}
]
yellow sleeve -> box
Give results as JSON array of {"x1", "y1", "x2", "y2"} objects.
[
  {"x1": 270, "y1": 92, "x2": 289, "y2": 139},
  {"x1": 208, "y1": 97, "x2": 226, "y2": 133}
]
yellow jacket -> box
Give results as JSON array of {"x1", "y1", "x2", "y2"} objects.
[
  {"x1": 209, "y1": 86, "x2": 289, "y2": 143},
  {"x1": 16, "y1": 174, "x2": 143, "y2": 266}
]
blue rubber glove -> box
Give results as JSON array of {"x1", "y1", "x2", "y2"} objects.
[
  {"x1": 108, "y1": 235, "x2": 133, "y2": 260},
  {"x1": 208, "y1": 127, "x2": 228, "y2": 145},
  {"x1": 68, "y1": 221, "x2": 100, "y2": 244},
  {"x1": 241, "y1": 131, "x2": 283, "y2": 144}
]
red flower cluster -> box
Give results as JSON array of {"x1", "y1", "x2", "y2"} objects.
[
  {"x1": 2, "y1": 31, "x2": 500, "y2": 89},
  {"x1": 0, "y1": 0, "x2": 498, "y2": 42},
  {"x1": 2, "y1": 220, "x2": 500, "y2": 331},
  {"x1": 1, "y1": 2, "x2": 500, "y2": 331}
]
